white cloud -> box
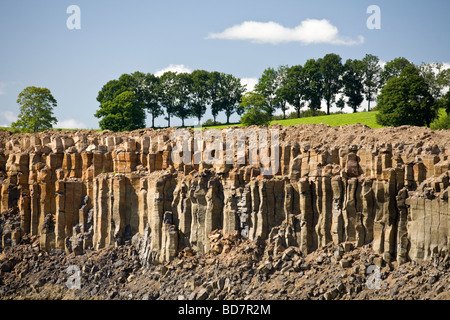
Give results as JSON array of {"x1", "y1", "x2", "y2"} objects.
[
  {"x1": 55, "y1": 119, "x2": 87, "y2": 129},
  {"x1": 155, "y1": 64, "x2": 192, "y2": 77},
  {"x1": 0, "y1": 111, "x2": 17, "y2": 125},
  {"x1": 241, "y1": 78, "x2": 258, "y2": 92},
  {"x1": 207, "y1": 19, "x2": 364, "y2": 46}
]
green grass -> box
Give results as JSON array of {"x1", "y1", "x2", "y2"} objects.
[
  {"x1": 271, "y1": 111, "x2": 382, "y2": 128},
  {"x1": 2, "y1": 109, "x2": 446, "y2": 133},
  {"x1": 205, "y1": 111, "x2": 383, "y2": 129}
]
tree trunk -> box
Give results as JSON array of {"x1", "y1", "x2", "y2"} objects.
[
  {"x1": 213, "y1": 114, "x2": 217, "y2": 124},
  {"x1": 226, "y1": 114, "x2": 230, "y2": 125},
  {"x1": 181, "y1": 118, "x2": 185, "y2": 127},
  {"x1": 167, "y1": 113, "x2": 171, "y2": 128},
  {"x1": 327, "y1": 100, "x2": 331, "y2": 115},
  {"x1": 368, "y1": 99, "x2": 371, "y2": 112},
  {"x1": 151, "y1": 115, "x2": 155, "y2": 128},
  {"x1": 297, "y1": 107, "x2": 301, "y2": 118}
]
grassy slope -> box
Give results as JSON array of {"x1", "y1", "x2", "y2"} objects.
[
  {"x1": 207, "y1": 111, "x2": 382, "y2": 129},
  {"x1": 2, "y1": 110, "x2": 446, "y2": 132}
]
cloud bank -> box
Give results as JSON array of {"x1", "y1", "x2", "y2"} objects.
[
  {"x1": 207, "y1": 19, "x2": 364, "y2": 46},
  {"x1": 55, "y1": 119, "x2": 87, "y2": 129},
  {"x1": 0, "y1": 111, "x2": 17, "y2": 126},
  {"x1": 155, "y1": 64, "x2": 192, "y2": 77}
]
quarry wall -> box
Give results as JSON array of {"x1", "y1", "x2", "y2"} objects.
[{"x1": 0, "y1": 124, "x2": 449, "y2": 265}]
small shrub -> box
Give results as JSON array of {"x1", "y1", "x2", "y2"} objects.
[
  {"x1": 240, "y1": 107, "x2": 271, "y2": 126},
  {"x1": 203, "y1": 119, "x2": 222, "y2": 126},
  {"x1": 431, "y1": 113, "x2": 450, "y2": 130}
]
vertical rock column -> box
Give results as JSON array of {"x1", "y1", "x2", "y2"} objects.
[
  {"x1": 298, "y1": 178, "x2": 313, "y2": 254},
  {"x1": 331, "y1": 177, "x2": 344, "y2": 245}
]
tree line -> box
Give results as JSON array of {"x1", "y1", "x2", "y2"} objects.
[
  {"x1": 8, "y1": 54, "x2": 449, "y2": 133},
  {"x1": 94, "y1": 54, "x2": 449, "y2": 131},
  {"x1": 95, "y1": 70, "x2": 245, "y2": 131}
]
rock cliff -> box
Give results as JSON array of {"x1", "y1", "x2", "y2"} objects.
[{"x1": 0, "y1": 124, "x2": 449, "y2": 266}]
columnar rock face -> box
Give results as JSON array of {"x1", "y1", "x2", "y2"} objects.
[{"x1": 0, "y1": 125, "x2": 449, "y2": 265}]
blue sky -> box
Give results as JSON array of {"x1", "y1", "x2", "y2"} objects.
[{"x1": 0, "y1": 0, "x2": 449, "y2": 128}]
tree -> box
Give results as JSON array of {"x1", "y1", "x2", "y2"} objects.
[
  {"x1": 319, "y1": 54, "x2": 343, "y2": 115},
  {"x1": 95, "y1": 91, "x2": 146, "y2": 131},
  {"x1": 380, "y1": 57, "x2": 413, "y2": 87},
  {"x1": 190, "y1": 70, "x2": 211, "y2": 123},
  {"x1": 255, "y1": 67, "x2": 278, "y2": 117},
  {"x1": 96, "y1": 74, "x2": 146, "y2": 131},
  {"x1": 239, "y1": 92, "x2": 271, "y2": 126},
  {"x1": 208, "y1": 71, "x2": 223, "y2": 124},
  {"x1": 274, "y1": 65, "x2": 290, "y2": 119},
  {"x1": 216, "y1": 74, "x2": 246, "y2": 124},
  {"x1": 173, "y1": 72, "x2": 193, "y2": 127},
  {"x1": 12, "y1": 86, "x2": 57, "y2": 133},
  {"x1": 343, "y1": 59, "x2": 365, "y2": 113},
  {"x1": 376, "y1": 65, "x2": 437, "y2": 127},
  {"x1": 303, "y1": 59, "x2": 323, "y2": 116},
  {"x1": 419, "y1": 63, "x2": 450, "y2": 100},
  {"x1": 158, "y1": 71, "x2": 179, "y2": 127},
  {"x1": 279, "y1": 65, "x2": 306, "y2": 118},
  {"x1": 362, "y1": 54, "x2": 381, "y2": 111},
  {"x1": 133, "y1": 72, "x2": 161, "y2": 128}
]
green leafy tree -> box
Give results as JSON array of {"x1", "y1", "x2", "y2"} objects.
[
  {"x1": 173, "y1": 72, "x2": 193, "y2": 127},
  {"x1": 303, "y1": 59, "x2": 323, "y2": 116},
  {"x1": 376, "y1": 65, "x2": 437, "y2": 127},
  {"x1": 96, "y1": 74, "x2": 146, "y2": 131},
  {"x1": 278, "y1": 65, "x2": 307, "y2": 118},
  {"x1": 419, "y1": 63, "x2": 450, "y2": 100},
  {"x1": 380, "y1": 57, "x2": 413, "y2": 87},
  {"x1": 221, "y1": 74, "x2": 246, "y2": 124},
  {"x1": 132, "y1": 72, "x2": 161, "y2": 128},
  {"x1": 12, "y1": 86, "x2": 57, "y2": 133},
  {"x1": 343, "y1": 59, "x2": 365, "y2": 113},
  {"x1": 190, "y1": 70, "x2": 211, "y2": 123},
  {"x1": 255, "y1": 67, "x2": 280, "y2": 117},
  {"x1": 208, "y1": 72, "x2": 246, "y2": 124},
  {"x1": 274, "y1": 65, "x2": 290, "y2": 119},
  {"x1": 319, "y1": 53, "x2": 343, "y2": 115},
  {"x1": 239, "y1": 92, "x2": 271, "y2": 126},
  {"x1": 208, "y1": 71, "x2": 223, "y2": 124},
  {"x1": 95, "y1": 91, "x2": 145, "y2": 131},
  {"x1": 362, "y1": 54, "x2": 381, "y2": 111},
  {"x1": 158, "y1": 71, "x2": 180, "y2": 127}
]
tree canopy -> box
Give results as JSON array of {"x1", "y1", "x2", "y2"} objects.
[
  {"x1": 239, "y1": 92, "x2": 271, "y2": 126},
  {"x1": 92, "y1": 53, "x2": 448, "y2": 130},
  {"x1": 319, "y1": 53, "x2": 343, "y2": 115},
  {"x1": 376, "y1": 65, "x2": 437, "y2": 127},
  {"x1": 12, "y1": 86, "x2": 58, "y2": 133}
]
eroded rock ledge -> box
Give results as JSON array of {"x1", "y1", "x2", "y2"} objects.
[{"x1": 0, "y1": 124, "x2": 449, "y2": 265}]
